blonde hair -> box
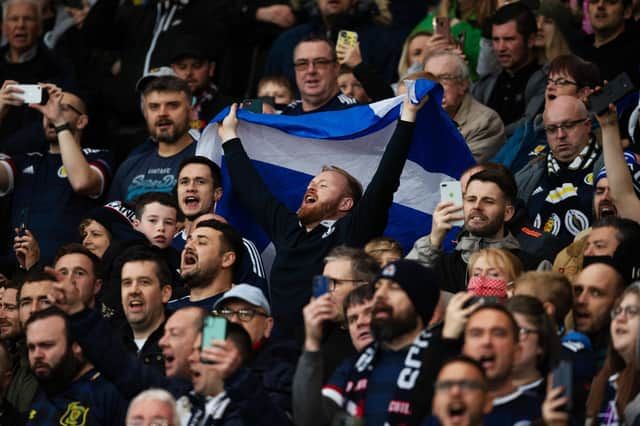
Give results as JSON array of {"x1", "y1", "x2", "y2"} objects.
[
  {"x1": 467, "y1": 248, "x2": 523, "y2": 282},
  {"x1": 364, "y1": 237, "x2": 403, "y2": 265}
]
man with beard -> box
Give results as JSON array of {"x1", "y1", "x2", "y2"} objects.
[
  {"x1": 172, "y1": 157, "x2": 267, "y2": 293},
  {"x1": 409, "y1": 167, "x2": 544, "y2": 294},
  {"x1": 0, "y1": 84, "x2": 112, "y2": 264},
  {"x1": 320, "y1": 259, "x2": 442, "y2": 425},
  {"x1": 218, "y1": 93, "x2": 427, "y2": 339},
  {"x1": 168, "y1": 219, "x2": 243, "y2": 310},
  {"x1": 429, "y1": 355, "x2": 493, "y2": 426},
  {"x1": 108, "y1": 76, "x2": 196, "y2": 202},
  {"x1": 25, "y1": 306, "x2": 127, "y2": 424}
]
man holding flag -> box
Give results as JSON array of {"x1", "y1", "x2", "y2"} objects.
[{"x1": 216, "y1": 93, "x2": 428, "y2": 338}]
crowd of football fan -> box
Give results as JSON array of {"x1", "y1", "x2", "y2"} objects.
[{"x1": 0, "y1": 0, "x2": 640, "y2": 424}]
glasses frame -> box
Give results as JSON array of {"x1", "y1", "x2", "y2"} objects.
[
  {"x1": 293, "y1": 58, "x2": 336, "y2": 72},
  {"x1": 546, "y1": 77, "x2": 578, "y2": 87},
  {"x1": 610, "y1": 305, "x2": 640, "y2": 320},
  {"x1": 435, "y1": 379, "x2": 486, "y2": 393},
  {"x1": 544, "y1": 118, "x2": 589, "y2": 135},
  {"x1": 212, "y1": 308, "x2": 269, "y2": 322}
]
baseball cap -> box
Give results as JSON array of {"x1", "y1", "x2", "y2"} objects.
[
  {"x1": 135, "y1": 66, "x2": 177, "y2": 93},
  {"x1": 213, "y1": 284, "x2": 271, "y2": 316}
]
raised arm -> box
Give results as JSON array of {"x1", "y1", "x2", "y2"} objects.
[{"x1": 596, "y1": 105, "x2": 640, "y2": 222}]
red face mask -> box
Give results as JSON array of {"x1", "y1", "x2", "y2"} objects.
[{"x1": 468, "y1": 276, "x2": 508, "y2": 300}]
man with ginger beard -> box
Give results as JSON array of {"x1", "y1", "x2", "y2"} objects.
[
  {"x1": 319, "y1": 260, "x2": 442, "y2": 425},
  {"x1": 218, "y1": 93, "x2": 427, "y2": 339},
  {"x1": 25, "y1": 307, "x2": 127, "y2": 425}
]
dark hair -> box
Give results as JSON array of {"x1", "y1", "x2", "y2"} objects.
[
  {"x1": 54, "y1": 243, "x2": 101, "y2": 279},
  {"x1": 592, "y1": 216, "x2": 640, "y2": 246},
  {"x1": 506, "y1": 295, "x2": 561, "y2": 376},
  {"x1": 492, "y1": 2, "x2": 538, "y2": 39},
  {"x1": 467, "y1": 168, "x2": 518, "y2": 203},
  {"x1": 195, "y1": 220, "x2": 244, "y2": 277},
  {"x1": 343, "y1": 284, "x2": 373, "y2": 320},
  {"x1": 177, "y1": 156, "x2": 223, "y2": 190},
  {"x1": 21, "y1": 269, "x2": 57, "y2": 290},
  {"x1": 3, "y1": 279, "x2": 21, "y2": 292},
  {"x1": 325, "y1": 246, "x2": 379, "y2": 283},
  {"x1": 548, "y1": 54, "x2": 601, "y2": 89},
  {"x1": 25, "y1": 306, "x2": 73, "y2": 346},
  {"x1": 467, "y1": 303, "x2": 520, "y2": 343},
  {"x1": 438, "y1": 354, "x2": 488, "y2": 382},
  {"x1": 225, "y1": 321, "x2": 253, "y2": 365},
  {"x1": 142, "y1": 76, "x2": 192, "y2": 100},
  {"x1": 134, "y1": 192, "x2": 179, "y2": 219},
  {"x1": 118, "y1": 246, "x2": 173, "y2": 287},
  {"x1": 294, "y1": 35, "x2": 337, "y2": 62}
]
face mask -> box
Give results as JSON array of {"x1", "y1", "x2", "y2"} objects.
[{"x1": 468, "y1": 276, "x2": 508, "y2": 300}]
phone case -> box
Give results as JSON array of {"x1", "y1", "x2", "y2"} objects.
[
  {"x1": 10, "y1": 85, "x2": 42, "y2": 104},
  {"x1": 440, "y1": 181, "x2": 464, "y2": 227},
  {"x1": 337, "y1": 30, "x2": 358, "y2": 48},
  {"x1": 201, "y1": 317, "x2": 227, "y2": 350}
]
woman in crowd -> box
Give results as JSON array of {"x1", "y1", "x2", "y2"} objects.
[
  {"x1": 364, "y1": 236, "x2": 403, "y2": 267},
  {"x1": 506, "y1": 295, "x2": 560, "y2": 398},
  {"x1": 585, "y1": 284, "x2": 640, "y2": 425},
  {"x1": 397, "y1": 31, "x2": 433, "y2": 79},
  {"x1": 467, "y1": 248, "x2": 523, "y2": 299},
  {"x1": 534, "y1": 0, "x2": 580, "y2": 65}
]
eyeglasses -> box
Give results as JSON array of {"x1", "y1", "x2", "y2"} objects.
[
  {"x1": 435, "y1": 379, "x2": 486, "y2": 392},
  {"x1": 323, "y1": 276, "x2": 368, "y2": 292},
  {"x1": 519, "y1": 326, "x2": 540, "y2": 340},
  {"x1": 293, "y1": 58, "x2": 335, "y2": 71},
  {"x1": 126, "y1": 419, "x2": 170, "y2": 426},
  {"x1": 212, "y1": 308, "x2": 269, "y2": 322},
  {"x1": 544, "y1": 118, "x2": 588, "y2": 134},
  {"x1": 435, "y1": 73, "x2": 462, "y2": 84},
  {"x1": 61, "y1": 103, "x2": 85, "y2": 115},
  {"x1": 588, "y1": 0, "x2": 621, "y2": 5},
  {"x1": 610, "y1": 305, "x2": 640, "y2": 319},
  {"x1": 546, "y1": 77, "x2": 578, "y2": 87}
]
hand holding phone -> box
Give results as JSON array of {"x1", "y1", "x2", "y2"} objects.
[
  {"x1": 6, "y1": 84, "x2": 44, "y2": 105},
  {"x1": 312, "y1": 275, "x2": 330, "y2": 298},
  {"x1": 337, "y1": 30, "x2": 358, "y2": 49},
  {"x1": 201, "y1": 316, "x2": 227, "y2": 355},
  {"x1": 433, "y1": 17, "x2": 452, "y2": 41},
  {"x1": 242, "y1": 99, "x2": 263, "y2": 114},
  {"x1": 551, "y1": 360, "x2": 573, "y2": 413},
  {"x1": 589, "y1": 72, "x2": 635, "y2": 115},
  {"x1": 439, "y1": 181, "x2": 464, "y2": 227}
]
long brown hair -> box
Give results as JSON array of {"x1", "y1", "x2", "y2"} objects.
[{"x1": 586, "y1": 284, "x2": 640, "y2": 422}]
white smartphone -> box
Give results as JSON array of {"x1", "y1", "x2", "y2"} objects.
[
  {"x1": 8, "y1": 84, "x2": 42, "y2": 104},
  {"x1": 439, "y1": 181, "x2": 464, "y2": 227}
]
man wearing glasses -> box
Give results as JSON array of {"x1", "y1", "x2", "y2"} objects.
[
  {"x1": 283, "y1": 37, "x2": 357, "y2": 115},
  {"x1": 0, "y1": 83, "x2": 112, "y2": 264},
  {"x1": 212, "y1": 284, "x2": 298, "y2": 418},
  {"x1": 430, "y1": 355, "x2": 493, "y2": 426},
  {"x1": 516, "y1": 95, "x2": 600, "y2": 247}
]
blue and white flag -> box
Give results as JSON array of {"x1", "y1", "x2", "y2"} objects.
[{"x1": 197, "y1": 79, "x2": 475, "y2": 255}]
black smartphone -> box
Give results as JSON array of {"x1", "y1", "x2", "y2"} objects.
[
  {"x1": 312, "y1": 275, "x2": 330, "y2": 298},
  {"x1": 242, "y1": 99, "x2": 263, "y2": 114},
  {"x1": 457, "y1": 31, "x2": 466, "y2": 49},
  {"x1": 552, "y1": 359, "x2": 573, "y2": 413},
  {"x1": 17, "y1": 208, "x2": 28, "y2": 237},
  {"x1": 589, "y1": 72, "x2": 635, "y2": 115},
  {"x1": 463, "y1": 296, "x2": 500, "y2": 308}
]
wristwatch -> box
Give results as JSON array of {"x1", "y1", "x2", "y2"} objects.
[{"x1": 54, "y1": 122, "x2": 71, "y2": 134}]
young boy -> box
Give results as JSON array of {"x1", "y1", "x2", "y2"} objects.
[{"x1": 134, "y1": 192, "x2": 179, "y2": 249}]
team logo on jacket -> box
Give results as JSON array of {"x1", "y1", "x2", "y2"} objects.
[
  {"x1": 59, "y1": 401, "x2": 89, "y2": 425},
  {"x1": 565, "y1": 209, "x2": 589, "y2": 236},
  {"x1": 584, "y1": 173, "x2": 594, "y2": 186},
  {"x1": 57, "y1": 166, "x2": 68, "y2": 178},
  {"x1": 536, "y1": 213, "x2": 560, "y2": 236}
]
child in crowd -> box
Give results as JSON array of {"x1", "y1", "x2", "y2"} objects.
[
  {"x1": 257, "y1": 75, "x2": 295, "y2": 109},
  {"x1": 133, "y1": 192, "x2": 179, "y2": 249}
]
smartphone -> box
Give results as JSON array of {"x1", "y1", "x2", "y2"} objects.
[
  {"x1": 312, "y1": 275, "x2": 330, "y2": 298},
  {"x1": 439, "y1": 181, "x2": 464, "y2": 227},
  {"x1": 463, "y1": 296, "x2": 501, "y2": 308},
  {"x1": 201, "y1": 316, "x2": 227, "y2": 352},
  {"x1": 433, "y1": 17, "x2": 451, "y2": 39},
  {"x1": 8, "y1": 84, "x2": 43, "y2": 104},
  {"x1": 589, "y1": 72, "x2": 635, "y2": 115},
  {"x1": 552, "y1": 359, "x2": 573, "y2": 413},
  {"x1": 17, "y1": 208, "x2": 28, "y2": 237},
  {"x1": 337, "y1": 30, "x2": 358, "y2": 49},
  {"x1": 242, "y1": 98, "x2": 263, "y2": 114}
]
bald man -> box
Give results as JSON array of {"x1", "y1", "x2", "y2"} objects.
[
  {"x1": 0, "y1": 84, "x2": 112, "y2": 264},
  {"x1": 515, "y1": 96, "x2": 600, "y2": 246}
]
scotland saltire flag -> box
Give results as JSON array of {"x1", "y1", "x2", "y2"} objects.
[{"x1": 197, "y1": 79, "x2": 475, "y2": 256}]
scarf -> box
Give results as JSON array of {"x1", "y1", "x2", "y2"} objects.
[
  {"x1": 455, "y1": 233, "x2": 520, "y2": 264},
  {"x1": 177, "y1": 391, "x2": 230, "y2": 426},
  {"x1": 341, "y1": 328, "x2": 433, "y2": 425}
]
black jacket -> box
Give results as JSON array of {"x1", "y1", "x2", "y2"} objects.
[{"x1": 223, "y1": 120, "x2": 416, "y2": 338}]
